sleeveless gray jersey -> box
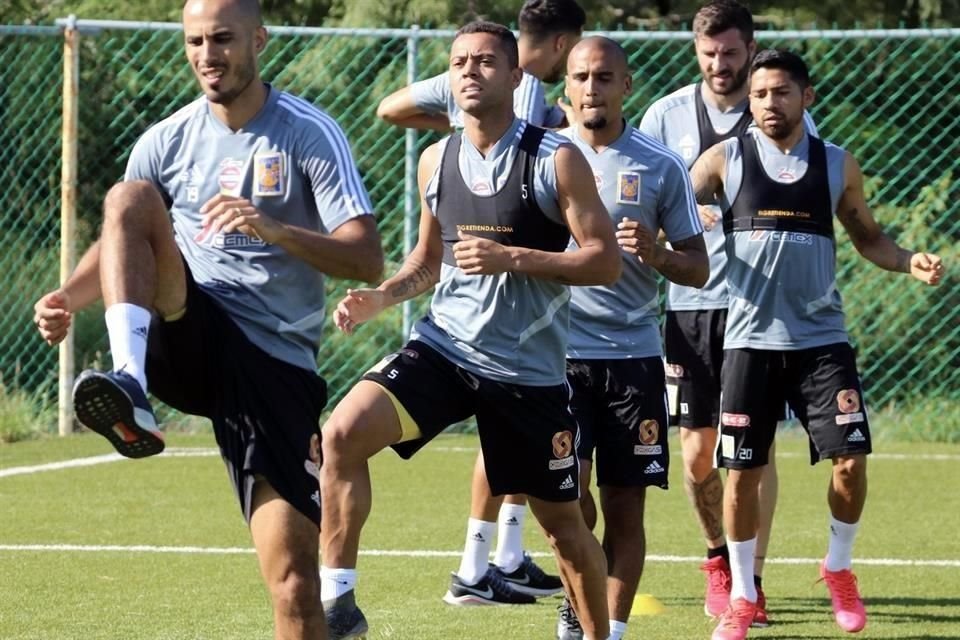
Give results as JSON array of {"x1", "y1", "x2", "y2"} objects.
[
  {"x1": 639, "y1": 82, "x2": 818, "y2": 311},
  {"x1": 125, "y1": 87, "x2": 374, "y2": 371},
  {"x1": 561, "y1": 124, "x2": 702, "y2": 359},
  {"x1": 410, "y1": 70, "x2": 565, "y2": 129},
  {"x1": 719, "y1": 130, "x2": 849, "y2": 350},
  {"x1": 411, "y1": 117, "x2": 570, "y2": 385}
]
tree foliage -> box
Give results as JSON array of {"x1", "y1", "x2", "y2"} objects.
[{"x1": 2, "y1": 0, "x2": 956, "y2": 27}]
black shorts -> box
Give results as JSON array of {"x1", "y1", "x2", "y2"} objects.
[
  {"x1": 664, "y1": 309, "x2": 726, "y2": 428},
  {"x1": 717, "y1": 343, "x2": 872, "y2": 470},
  {"x1": 145, "y1": 264, "x2": 327, "y2": 526},
  {"x1": 362, "y1": 340, "x2": 580, "y2": 502},
  {"x1": 566, "y1": 358, "x2": 669, "y2": 489}
]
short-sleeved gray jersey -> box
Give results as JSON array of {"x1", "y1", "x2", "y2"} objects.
[
  {"x1": 561, "y1": 124, "x2": 702, "y2": 359},
  {"x1": 718, "y1": 130, "x2": 849, "y2": 350},
  {"x1": 411, "y1": 118, "x2": 571, "y2": 385},
  {"x1": 125, "y1": 87, "x2": 374, "y2": 371},
  {"x1": 410, "y1": 70, "x2": 565, "y2": 129},
  {"x1": 639, "y1": 83, "x2": 818, "y2": 311}
]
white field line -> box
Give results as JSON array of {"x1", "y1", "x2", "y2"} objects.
[
  {"x1": 2, "y1": 446, "x2": 959, "y2": 480},
  {"x1": 0, "y1": 447, "x2": 218, "y2": 479},
  {"x1": 0, "y1": 544, "x2": 956, "y2": 567}
]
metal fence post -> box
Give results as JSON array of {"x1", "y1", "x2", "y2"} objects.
[
  {"x1": 59, "y1": 15, "x2": 79, "y2": 436},
  {"x1": 402, "y1": 24, "x2": 420, "y2": 340}
]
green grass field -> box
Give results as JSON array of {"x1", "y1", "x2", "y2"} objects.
[{"x1": 1, "y1": 431, "x2": 958, "y2": 639}]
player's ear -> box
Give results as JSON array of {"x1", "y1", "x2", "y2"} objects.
[
  {"x1": 624, "y1": 73, "x2": 633, "y2": 95},
  {"x1": 254, "y1": 26, "x2": 267, "y2": 53},
  {"x1": 554, "y1": 33, "x2": 566, "y2": 54},
  {"x1": 802, "y1": 84, "x2": 815, "y2": 108}
]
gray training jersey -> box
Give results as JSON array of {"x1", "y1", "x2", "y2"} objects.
[
  {"x1": 411, "y1": 118, "x2": 571, "y2": 385},
  {"x1": 639, "y1": 82, "x2": 818, "y2": 311},
  {"x1": 562, "y1": 124, "x2": 703, "y2": 359},
  {"x1": 125, "y1": 86, "x2": 374, "y2": 371},
  {"x1": 719, "y1": 129, "x2": 849, "y2": 350},
  {"x1": 410, "y1": 70, "x2": 565, "y2": 129}
]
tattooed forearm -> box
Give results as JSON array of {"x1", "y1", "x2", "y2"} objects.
[
  {"x1": 658, "y1": 236, "x2": 709, "y2": 287},
  {"x1": 388, "y1": 264, "x2": 434, "y2": 299},
  {"x1": 684, "y1": 469, "x2": 725, "y2": 543},
  {"x1": 837, "y1": 207, "x2": 873, "y2": 244}
]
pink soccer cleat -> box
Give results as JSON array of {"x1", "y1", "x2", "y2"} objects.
[
  {"x1": 701, "y1": 556, "x2": 732, "y2": 617},
  {"x1": 711, "y1": 597, "x2": 757, "y2": 640},
  {"x1": 820, "y1": 561, "x2": 867, "y2": 633}
]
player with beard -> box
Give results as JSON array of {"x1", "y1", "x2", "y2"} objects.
[
  {"x1": 32, "y1": 1, "x2": 384, "y2": 638},
  {"x1": 638, "y1": 1, "x2": 816, "y2": 625},
  {"x1": 690, "y1": 48, "x2": 944, "y2": 640},
  {"x1": 319, "y1": 21, "x2": 620, "y2": 640},
  {"x1": 555, "y1": 36, "x2": 708, "y2": 640}
]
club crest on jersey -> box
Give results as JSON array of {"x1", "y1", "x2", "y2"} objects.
[
  {"x1": 254, "y1": 151, "x2": 285, "y2": 197},
  {"x1": 218, "y1": 158, "x2": 245, "y2": 196},
  {"x1": 616, "y1": 172, "x2": 641, "y2": 205}
]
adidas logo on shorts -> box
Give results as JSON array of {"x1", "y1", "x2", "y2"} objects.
[
  {"x1": 644, "y1": 460, "x2": 665, "y2": 475},
  {"x1": 847, "y1": 428, "x2": 866, "y2": 443},
  {"x1": 558, "y1": 475, "x2": 575, "y2": 490}
]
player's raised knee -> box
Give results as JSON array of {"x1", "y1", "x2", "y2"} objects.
[{"x1": 103, "y1": 180, "x2": 168, "y2": 222}]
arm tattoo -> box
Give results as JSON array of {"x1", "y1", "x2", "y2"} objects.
[
  {"x1": 837, "y1": 206, "x2": 872, "y2": 244},
  {"x1": 684, "y1": 469, "x2": 725, "y2": 542},
  {"x1": 690, "y1": 146, "x2": 723, "y2": 205},
  {"x1": 388, "y1": 264, "x2": 433, "y2": 299}
]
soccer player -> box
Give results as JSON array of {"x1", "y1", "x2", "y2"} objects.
[
  {"x1": 638, "y1": 0, "x2": 816, "y2": 624},
  {"x1": 32, "y1": 1, "x2": 383, "y2": 638},
  {"x1": 689, "y1": 48, "x2": 944, "y2": 640},
  {"x1": 318, "y1": 21, "x2": 620, "y2": 640},
  {"x1": 556, "y1": 37, "x2": 709, "y2": 640},
  {"x1": 377, "y1": 0, "x2": 585, "y2": 132},
  {"x1": 377, "y1": 0, "x2": 587, "y2": 605}
]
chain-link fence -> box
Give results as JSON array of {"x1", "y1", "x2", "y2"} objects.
[{"x1": 2, "y1": 21, "x2": 958, "y2": 438}]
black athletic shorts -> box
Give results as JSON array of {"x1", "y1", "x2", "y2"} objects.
[
  {"x1": 362, "y1": 340, "x2": 581, "y2": 502},
  {"x1": 717, "y1": 343, "x2": 872, "y2": 470},
  {"x1": 664, "y1": 309, "x2": 726, "y2": 428},
  {"x1": 145, "y1": 263, "x2": 327, "y2": 526},
  {"x1": 567, "y1": 358, "x2": 669, "y2": 489}
]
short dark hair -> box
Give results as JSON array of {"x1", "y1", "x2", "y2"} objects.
[
  {"x1": 454, "y1": 21, "x2": 520, "y2": 69},
  {"x1": 751, "y1": 48, "x2": 811, "y2": 88},
  {"x1": 518, "y1": 0, "x2": 586, "y2": 39},
  {"x1": 692, "y1": 0, "x2": 754, "y2": 43}
]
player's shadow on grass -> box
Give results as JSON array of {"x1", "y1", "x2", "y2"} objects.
[{"x1": 858, "y1": 595, "x2": 960, "y2": 626}]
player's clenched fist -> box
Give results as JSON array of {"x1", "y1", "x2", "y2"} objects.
[
  {"x1": 910, "y1": 252, "x2": 945, "y2": 285},
  {"x1": 33, "y1": 289, "x2": 73, "y2": 346}
]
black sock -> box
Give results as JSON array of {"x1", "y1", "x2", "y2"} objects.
[
  {"x1": 707, "y1": 544, "x2": 729, "y2": 562},
  {"x1": 754, "y1": 575, "x2": 763, "y2": 589}
]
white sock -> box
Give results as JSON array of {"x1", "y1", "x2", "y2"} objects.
[
  {"x1": 320, "y1": 566, "x2": 356, "y2": 601},
  {"x1": 608, "y1": 619, "x2": 628, "y2": 640},
  {"x1": 493, "y1": 502, "x2": 526, "y2": 573},
  {"x1": 728, "y1": 537, "x2": 758, "y2": 602},
  {"x1": 825, "y1": 515, "x2": 859, "y2": 572},
  {"x1": 105, "y1": 303, "x2": 151, "y2": 392},
  {"x1": 457, "y1": 518, "x2": 495, "y2": 584}
]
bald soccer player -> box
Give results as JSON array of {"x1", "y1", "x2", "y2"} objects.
[
  {"x1": 32, "y1": 1, "x2": 383, "y2": 638},
  {"x1": 556, "y1": 36, "x2": 707, "y2": 640}
]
